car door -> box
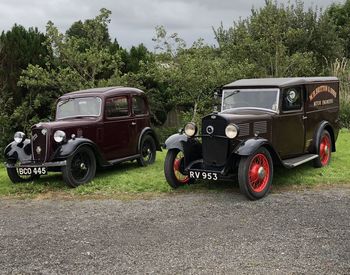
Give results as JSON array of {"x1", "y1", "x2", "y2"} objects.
[
  {"x1": 274, "y1": 86, "x2": 305, "y2": 159},
  {"x1": 103, "y1": 95, "x2": 135, "y2": 160},
  {"x1": 131, "y1": 95, "x2": 150, "y2": 148}
]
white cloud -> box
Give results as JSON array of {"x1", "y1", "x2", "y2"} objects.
[{"x1": 0, "y1": 0, "x2": 345, "y2": 48}]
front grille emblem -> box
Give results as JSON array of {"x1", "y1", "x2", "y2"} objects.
[
  {"x1": 206, "y1": 125, "x2": 214, "y2": 135},
  {"x1": 41, "y1": 128, "x2": 47, "y2": 135},
  {"x1": 36, "y1": 146, "x2": 42, "y2": 154}
]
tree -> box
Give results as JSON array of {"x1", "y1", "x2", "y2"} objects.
[
  {"x1": 16, "y1": 8, "x2": 122, "y2": 135},
  {"x1": 214, "y1": 0, "x2": 342, "y2": 77},
  {"x1": 150, "y1": 27, "x2": 246, "y2": 123},
  {"x1": 328, "y1": 0, "x2": 350, "y2": 58},
  {"x1": 0, "y1": 24, "x2": 49, "y2": 152}
]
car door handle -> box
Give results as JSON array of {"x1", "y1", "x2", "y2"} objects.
[
  {"x1": 302, "y1": 116, "x2": 308, "y2": 120},
  {"x1": 131, "y1": 122, "x2": 136, "y2": 126}
]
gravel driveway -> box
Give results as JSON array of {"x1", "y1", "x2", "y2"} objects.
[{"x1": 0, "y1": 187, "x2": 349, "y2": 274}]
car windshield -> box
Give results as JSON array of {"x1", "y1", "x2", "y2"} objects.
[
  {"x1": 56, "y1": 97, "x2": 102, "y2": 120},
  {"x1": 222, "y1": 89, "x2": 279, "y2": 112}
]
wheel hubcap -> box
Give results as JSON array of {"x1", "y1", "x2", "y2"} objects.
[
  {"x1": 71, "y1": 152, "x2": 90, "y2": 181},
  {"x1": 258, "y1": 166, "x2": 266, "y2": 180},
  {"x1": 248, "y1": 153, "x2": 270, "y2": 193},
  {"x1": 320, "y1": 135, "x2": 331, "y2": 166}
]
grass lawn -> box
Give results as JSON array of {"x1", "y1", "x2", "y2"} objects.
[{"x1": 0, "y1": 129, "x2": 349, "y2": 199}]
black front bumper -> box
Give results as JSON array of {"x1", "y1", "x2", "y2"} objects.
[
  {"x1": 5, "y1": 160, "x2": 67, "y2": 169},
  {"x1": 184, "y1": 158, "x2": 235, "y2": 180}
]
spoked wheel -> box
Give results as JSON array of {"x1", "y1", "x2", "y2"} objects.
[
  {"x1": 137, "y1": 135, "x2": 156, "y2": 166},
  {"x1": 164, "y1": 149, "x2": 193, "y2": 188},
  {"x1": 6, "y1": 161, "x2": 39, "y2": 183},
  {"x1": 313, "y1": 130, "x2": 332, "y2": 168},
  {"x1": 62, "y1": 146, "x2": 96, "y2": 187},
  {"x1": 238, "y1": 147, "x2": 273, "y2": 200}
]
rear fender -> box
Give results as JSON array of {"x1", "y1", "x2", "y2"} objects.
[
  {"x1": 138, "y1": 127, "x2": 162, "y2": 151},
  {"x1": 4, "y1": 139, "x2": 32, "y2": 163},
  {"x1": 312, "y1": 121, "x2": 336, "y2": 153}
]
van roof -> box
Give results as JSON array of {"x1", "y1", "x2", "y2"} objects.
[{"x1": 224, "y1": 77, "x2": 339, "y2": 88}]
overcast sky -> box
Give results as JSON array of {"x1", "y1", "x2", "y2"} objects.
[{"x1": 0, "y1": 0, "x2": 345, "y2": 49}]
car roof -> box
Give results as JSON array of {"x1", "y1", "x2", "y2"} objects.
[
  {"x1": 60, "y1": 86, "x2": 145, "y2": 98},
  {"x1": 223, "y1": 77, "x2": 339, "y2": 88}
]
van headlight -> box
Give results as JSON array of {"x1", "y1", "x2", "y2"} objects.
[
  {"x1": 184, "y1": 122, "x2": 197, "y2": 137},
  {"x1": 225, "y1": 124, "x2": 239, "y2": 139},
  {"x1": 54, "y1": 130, "x2": 66, "y2": 143},
  {"x1": 14, "y1": 132, "x2": 25, "y2": 143}
]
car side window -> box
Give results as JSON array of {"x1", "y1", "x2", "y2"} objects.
[
  {"x1": 132, "y1": 96, "x2": 148, "y2": 115},
  {"x1": 105, "y1": 97, "x2": 129, "y2": 118},
  {"x1": 282, "y1": 87, "x2": 302, "y2": 111}
]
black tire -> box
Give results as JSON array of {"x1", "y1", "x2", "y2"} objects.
[
  {"x1": 313, "y1": 130, "x2": 332, "y2": 168},
  {"x1": 6, "y1": 163, "x2": 39, "y2": 183},
  {"x1": 62, "y1": 146, "x2": 96, "y2": 187},
  {"x1": 164, "y1": 149, "x2": 194, "y2": 188},
  {"x1": 137, "y1": 135, "x2": 156, "y2": 167},
  {"x1": 238, "y1": 147, "x2": 273, "y2": 200}
]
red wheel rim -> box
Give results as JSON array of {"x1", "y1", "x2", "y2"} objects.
[
  {"x1": 319, "y1": 135, "x2": 331, "y2": 166},
  {"x1": 248, "y1": 153, "x2": 270, "y2": 193},
  {"x1": 173, "y1": 152, "x2": 189, "y2": 184}
]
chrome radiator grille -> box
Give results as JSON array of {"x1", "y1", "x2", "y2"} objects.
[
  {"x1": 202, "y1": 116, "x2": 229, "y2": 167},
  {"x1": 31, "y1": 128, "x2": 48, "y2": 162}
]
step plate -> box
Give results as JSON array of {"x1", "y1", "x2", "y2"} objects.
[{"x1": 282, "y1": 154, "x2": 319, "y2": 168}]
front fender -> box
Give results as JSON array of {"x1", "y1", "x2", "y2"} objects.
[
  {"x1": 4, "y1": 139, "x2": 32, "y2": 163},
  {"x1": 234, "y1": 138, "x2": 271, "y2": 156},
  {"x1": 164, "y1": 133, "x2": 188, "y2": 151},
  {"x1": 53, "y1": 138, "x2": 106, "y2": 165},
  {"x1": 164, "y1": 133, "x2": 202, "y2": 166}
]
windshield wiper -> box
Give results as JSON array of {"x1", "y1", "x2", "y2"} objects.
[
  {"x1": 58, "y1": 98, "x2": 73, "y2": 108},
  {"x1": 224, "y1": 90, "x2": 240, "y2": 100}
]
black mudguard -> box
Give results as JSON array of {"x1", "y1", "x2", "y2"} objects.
[
  {"x1": 313, "y1": 121, "x2": 337, "y2": 153},
  {"x1": 164, "y1": 133, "x2": 188, "y2": 151},
  {"x1": 4, "y1": 139, "x2": 32, "y2": 163},
  {"x1": 52, "y1": 138, "x2": 106, "y2": 166},
  {"x1": 234, "y1": 138, "x2": 271, "y2": 156},
  {"x1": 233, "y1": 138, "x2": 282, "y2": 166},
  {"x1": 138, "y1": 127, "x2": 162, "y2": 151},
  {"x1": 164, "y1": 133, "x2": 202, "y2": 166}
]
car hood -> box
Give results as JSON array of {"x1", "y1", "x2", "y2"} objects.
[
  {"x1": 32, "y1": 118, "x2": 99, "y2": 131},
  {"x1": 211, "y1": 108, "x2": 274, "y2": 124}
]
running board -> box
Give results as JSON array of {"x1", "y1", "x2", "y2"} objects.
[
  {"x1": 282, "y1": 154, "x2": 318, "y2": 168},
  {"x1": 107, "y1": 154, "x2": 141, "y2": 166}
]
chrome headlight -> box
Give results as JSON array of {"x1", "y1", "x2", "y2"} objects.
[
  {"x1": 54, "y1": 130, "x2": 66, "y2": 143},
  {"x1": 14, "y1": 131, "x2": 25, "y2": 143},
  {"x1": 225, "y1": 124, "x2": 239, "y2": 139},
  {"x1": 184, "y1": 122, "x2": 197, "y2": 137}
]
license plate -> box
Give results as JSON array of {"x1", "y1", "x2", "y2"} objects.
[
  {"x1": 18, "y1": 167, "x2": 47, "y2": 176},
  {"x1": 189, "y1": 171, "x2": 218, "y2": 181}
]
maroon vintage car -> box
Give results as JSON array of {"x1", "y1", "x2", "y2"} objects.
[
  {"x1": 164, "y1": 77, "x2": 340, "y2": 200},
  {"x1": 5, "y1": 87, "x2": 161, "y2": 187}
]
